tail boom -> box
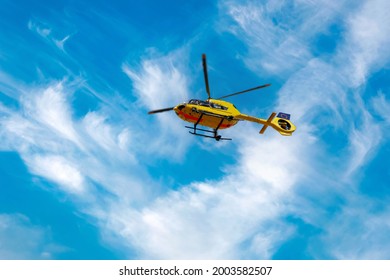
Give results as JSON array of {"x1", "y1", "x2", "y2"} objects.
[{"x1": 236, "y1": 112, "x2": 296, "y2": 136}]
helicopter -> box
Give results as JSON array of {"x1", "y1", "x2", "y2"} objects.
[{"x1": 148, "y1": 54, "x2": 296, "y2": 141}]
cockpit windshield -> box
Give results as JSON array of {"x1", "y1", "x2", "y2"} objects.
[
  {"x1": 189, "y1": 99, "x2": 210, "y2": 106},
  {"x1": 188, "y1": 99, "x2": 200, "y2": 105}
]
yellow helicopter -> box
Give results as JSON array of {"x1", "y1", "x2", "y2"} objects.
[{"x1": 148, "y1": 54, "x2": 296, "y2": 141}]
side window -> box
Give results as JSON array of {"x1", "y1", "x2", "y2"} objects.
[{"x1": 210, "y1": 103, "x2": 227, "y2": 110}]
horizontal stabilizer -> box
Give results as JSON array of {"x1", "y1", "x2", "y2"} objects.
[{"x1": 259, "y1": 112, "x2": 276, "y2": 134}]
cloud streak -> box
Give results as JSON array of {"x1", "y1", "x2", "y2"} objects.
[
  {"x1": 0, "y1": 214, "x2": 65, "y2": 259},
  {"x1": 28, "y1": 19, "x2": 73, "y2": 52},
  {"x1": 218, "y1": 0, "x2": 352, "y2": 75},
  {"x1": 122, "y1": 50, "x2": 192, "y2": 159}
]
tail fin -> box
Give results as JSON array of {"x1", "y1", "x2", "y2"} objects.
[{"x1": 271, "y1": 112, "x2": 295, "y2": 136}]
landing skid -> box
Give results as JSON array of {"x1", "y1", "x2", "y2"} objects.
[
  {"x1": 185, "y1": 113, "x2": 232, "y2": 141},
  {"x1": 186, "y1": 127, "x2": 232, "y2": 141}
]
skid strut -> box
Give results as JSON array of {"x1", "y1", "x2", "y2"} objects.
[{"x1": 185, "y1": 113, "x2": 232, "y2": 141}]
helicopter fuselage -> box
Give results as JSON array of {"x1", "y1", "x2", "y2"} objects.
[{"x1": 174, "y1": 98, "x2": 239, "y2": 130}]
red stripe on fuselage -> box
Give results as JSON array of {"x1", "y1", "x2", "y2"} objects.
[
  {"x1": 177, "y1": 110, "x2": 200, "y2": 121},
  {"x1": 177, "y1": 110, "x2": 231, "y2": 128}
]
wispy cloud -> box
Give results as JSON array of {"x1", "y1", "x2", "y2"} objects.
[
  {"x1": 344, "y1": 100, "x2": 382, "y2": 178},
  {"x1": 122, "y1": 52, "x2": 189, "y2": 110},
  {"x1": 122, "y1": 50, "x2": 192, "y2": 159},
  {"x1": 28, "y1": 20, "x2": 52, "y2": 38},
  {"x1": 28, "y1": 155, "x2": 87, "y2": 195},
  {"x1": 319, "y1": 200, "x2": 390, "y2": 259},
  {"x1": 0, "y1": 79, "x2": 148, "y2": 202},
  {"x1": 218, "y1": 0, "x2": 351, "y2": 75},
  {"x1": 28, "y1": 19, "x2": 73, "y2": 52},
  {"x1": 372, "y1": 92, "x2": 390, "y2": 124},
  {"x1": 24, "y1": 82, "x2": 82, "y2": 147},
  {"x1": 0, "y1": 60, "x2": 191, "y2": 250},
  {"x1": 0, "y1": 213, "x2": 66, "y2": 259},
  {"x1": 341, "y1": 0, "x2": 390, "y2": 87}
]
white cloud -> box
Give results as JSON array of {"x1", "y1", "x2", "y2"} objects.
[
  {"x1": 96, "y1": 123, "x2": 314, "y2": 259},
  {"x1": 319, "y1": 199, "x2": 390, "y2": 259},
  {"x1": 0, "y1": 79, "x2": 150, "y2": 203},
  {"x1": 344, "y1": 107, "x2": 382, "y2": 178},
  {"x1": 83, "y1": 112, "x2": 122, "y2": 152},
  {"x1": 54, "y1": 35, "x2": 71, "y2": 51},
  {"x1": 28, "y1": 155, "x2": 87, "y2": 195},
  {"x1": 28, "y1": 19, "x2": 72, "y2": 52},
  {"x1": 28, "y1": 20, "x2": 52, "y2": 38},
  {"x1": 342, "y1": 0, "x2": 390, "y2": 87},
  {"x1": 0, "y1": 214, "x2": 66, "y2": 259},
  {"x1": 372, "y1": 92, "x2": 390, "y2": 124},
  {"x1": 122, "y1": 50, "x2": 192, "y2": 159},
  {"x1": 22, "y1": 82, "x2": 82, "y2": 148},
  {"x1": 103, "y1": 185, "x2": 294, "y2": 259},
  {"x1": 218, "y1": 0, "x2": 350, "y2": 75},
  {"x1": 122, "y1": 51, "x2": 189, "y2": 110}
]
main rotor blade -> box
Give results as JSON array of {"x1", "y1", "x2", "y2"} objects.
[
  {"x1": 217, "y1": 83, "x2": 271, "y2": 100},
  {"x1": 148, "y1": 107, "x2": 175, "y2": 114},
  {"x1": 202, "y1": 54, "x2": 211, "y2": 99}
]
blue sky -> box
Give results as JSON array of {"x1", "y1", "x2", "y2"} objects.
[{"x1": 1, "y1": 0, "x2": 390, "y2": 259}]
